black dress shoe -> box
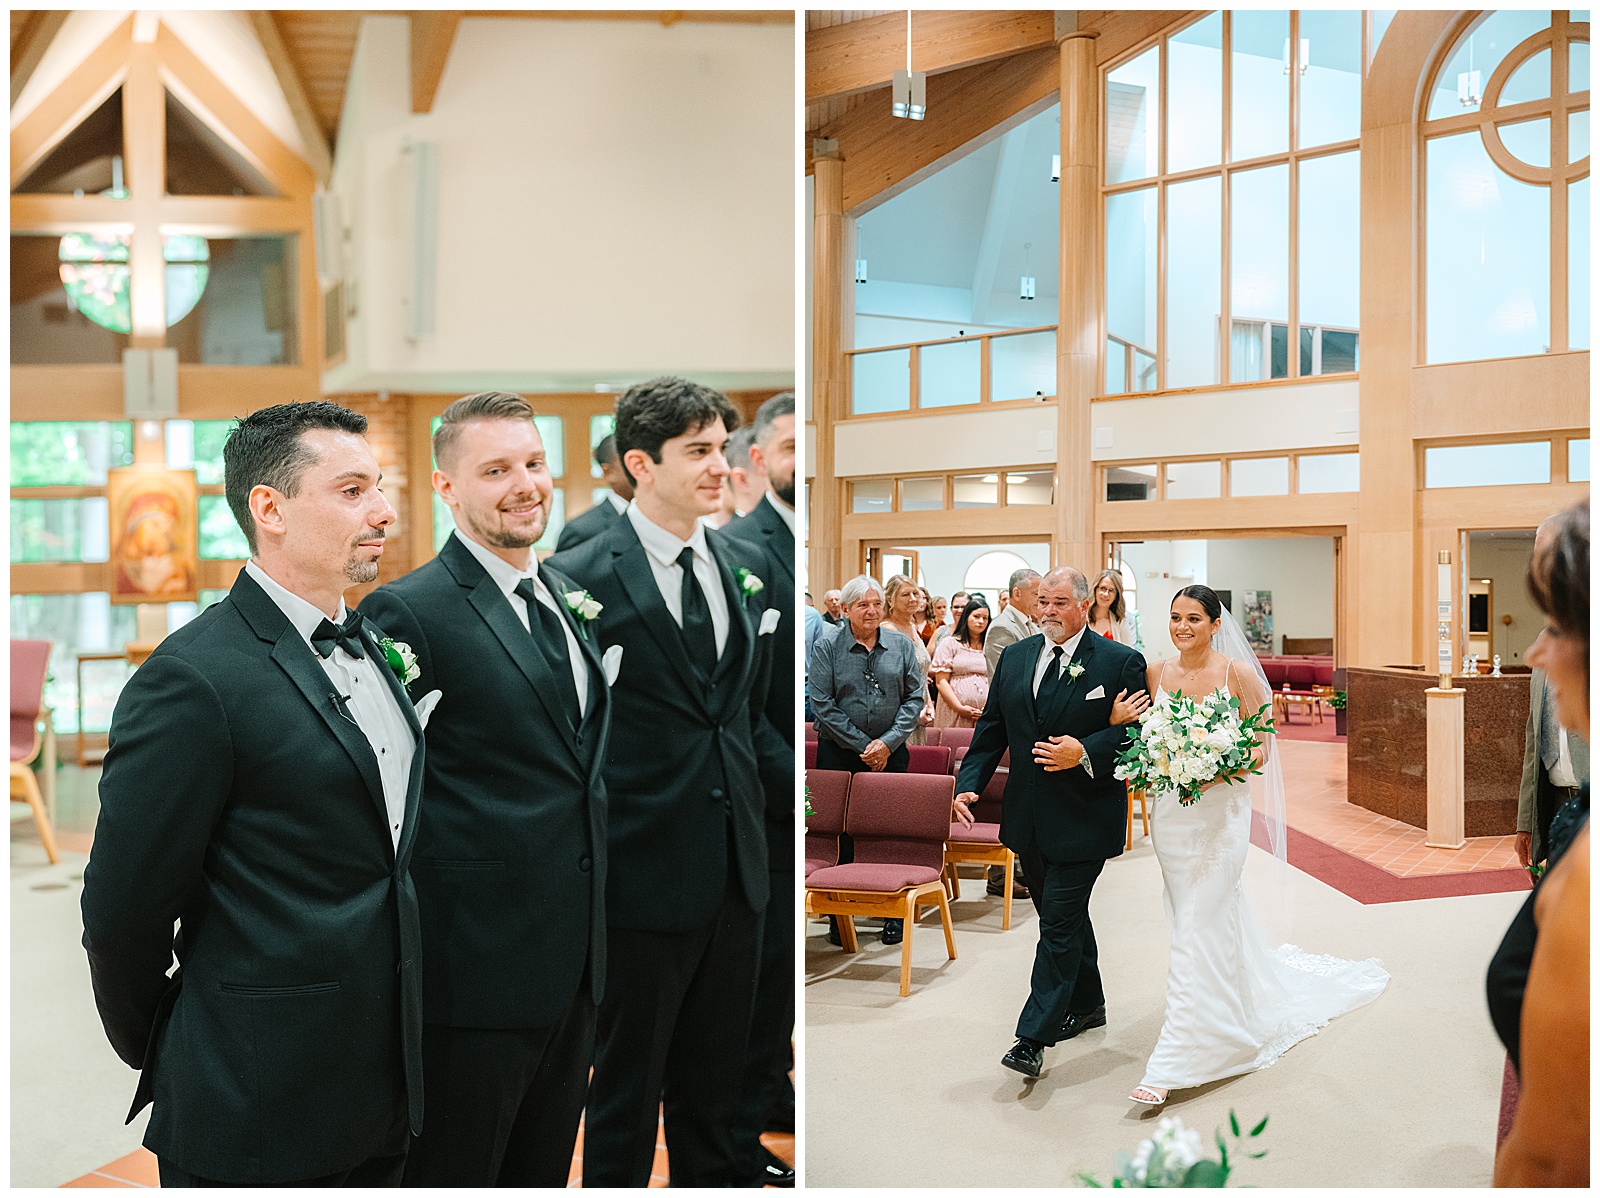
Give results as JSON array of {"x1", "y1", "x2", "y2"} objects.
[
  {"x1": 986, "y1": 877, "x2": 1030, "y2": 899},
  {"x1": 1001, "y1": 1037, "x2": 1045, "y2": 1077},
  {"x1": 754, "y1": 1145, "x2": 795, "y2": 1187},
  {"x1": 1059, "y1": 1005, "x2": 1107, "y2": 1040},
  {"x1": 881, "y1": 918, "x2": 903, "y2": 945}
]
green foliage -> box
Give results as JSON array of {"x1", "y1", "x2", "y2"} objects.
[
  {"x1": 198, "y1": 494, "x2": 250, "y2": 560},
  {"x1": 1327, "y1": 690, "x2": 1347, "y2": 710},
  {"x1": 10, "y1": 422, "x2": 133, "y2": 487},
  {"x1": 1077, "y1": 1111, "x2": 1268, "y2": 1189}
]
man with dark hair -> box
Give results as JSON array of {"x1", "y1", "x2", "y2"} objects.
[
  {"x1": 358, "y1": 391, "x2": 609, "y2": 1185},
  {"x1": 549, "y1": 375, "x2": 776, "y2": 1187},
  {"x1": 554, "y1": 433, "x2": 636, "y2": 551},
  {"x1": 82, "y1": 401, "x2": 425, "y2": 1186},
  {"x1": 718, "y1": 390, "x2": 796, "y2": 1184}
]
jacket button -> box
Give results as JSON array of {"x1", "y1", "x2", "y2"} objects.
[
  {"x1": 579, "y1": 856, "x2": 592, "y2": 872},
  {"x1": 710, "y1": 788, "x2": 725, "y2": 800}
]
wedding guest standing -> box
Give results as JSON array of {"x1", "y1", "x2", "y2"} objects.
[
  {"x1": 549, "y1": 377, "x2": 774, "y2": 1187},
  {"x1": 1087, "y1": 569, "x2": 1137, "y2": 646},
  {"x1": 931, "y1": 595, "x2": 991, "y2": 730},
  {"x1": 82, "y1": 403, "x2": 423, "y2": 1186},
  {"x1": 822, "y1": 589, "x2": 844, "y2": 624},
  {"x1": 358, "y1": 393, "x2": 609, "y2": 1186},
  {"x1": 933, "y1": 591, "x2": 969, "y2": 648},
  {"x1": 984, "y1": 568, "x2": 1041, "y2": 677},
  {"x1": 555, "y1": 434, "x2": 635, "y2": 551},
  {"x1": 928, "y1": 595, "x2": 949, "y2": 638},
  {"x1": 882, "y1": 574, "x2": 935, "y2": 745}
]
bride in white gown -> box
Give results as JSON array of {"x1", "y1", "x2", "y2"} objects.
[{"x1": 1125, "y1": 585, "x2": 1389, "y2": 1107}]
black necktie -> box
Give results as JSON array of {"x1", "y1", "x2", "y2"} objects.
[
  {"x1": 678, "y1": 547, "x2": 718, "y2": 679},
  {"x1": 515, "y1": 578, "x2": 582, "y2": 726},
  {"x1": 311, "y1": 610, "x2": 366, "y2": 660},
  {"x1": 1036, "y1": 644, "x2": 1067, "y2": 711}
]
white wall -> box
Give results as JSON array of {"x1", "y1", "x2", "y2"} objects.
[
  {"x1": 911, "y1": 541, "x2": 1052, "y2": 610},
  {"x1": 1467, "y1": 533, "x2": 1541, "y2": 664},
  {"x1": 835, "y1": 404, "x2": 1057, "y2": 476},
  {"x1": 326, "y1": 15, "x2": 793, "y2": 395},
  {"x1": 1092, "y1": 378, "x2": 1358, "y2": 461}
]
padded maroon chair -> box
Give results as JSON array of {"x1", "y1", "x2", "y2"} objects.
[
  {"x1": 804, "y1": 741, "x2": 818, "y2": 770},
  {"x1": 804, "y1": 721, "x2": 817, "y2": 742},
  {"x1": 1312, "y1": 662, "x2": 1334, "y2": 687},
  {"x1": 937, "y1": 727, "x2": 975, "y2": 752},
  {"x1": 1261, "y1": 660, "x2": 1289, "y2": 687},
  {"x1": 906, "y1": 743, "x2": 952, "y2": 775},
  {"x1": 943, "y1": 765, "x2": 1016, "y2": 929},
  {"x1": 804, "y1": 768, "x2": 851, "y2": 878},
  {"x1": 11, "y1": 639, "x2": 59, "y2": 864},
  {"x1": 1285, "y1": 661, "x2": 1316, "y2": 689},
  {"x1": 805, "y1": 771, "x2": 958, "y2": 996}
]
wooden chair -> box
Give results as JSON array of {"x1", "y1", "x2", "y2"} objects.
[
  {"x1": 943, "y1": 765, "x2": 1017, "y2": 930},
  {"x1": 806, "y1": 771, "x2": 958, "y2": 996},
  {"x1": 11, "y1": 639, "x2": 60, "y2": 864},
  {"x1": 804, "y1": 768, "x2": 851, "y2": 878},
  {"x1": 906, "y1": 743, "x2": 952, "y2": 775},
  {"x1": 1126, "y1": 786, "x2": 1150, "y2": 849}
]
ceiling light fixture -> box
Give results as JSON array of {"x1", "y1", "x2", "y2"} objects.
[
  {"x1": 1051, "y1": 154, "x2": 1061, "y2": 182},
  {"x1": 892, "y1": 12, "x2": 926, "y2": 120},
  {"x1": 1020, "y1": 241, "x2": 1036, "y2": 301}
]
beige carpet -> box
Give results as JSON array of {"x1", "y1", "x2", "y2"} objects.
[{"x1": 803, "y1": 837, "x2": 1523, "y2": 1188}]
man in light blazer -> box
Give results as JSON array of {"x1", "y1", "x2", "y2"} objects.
[{"x1": 984, "y1": 567, "x2": 1042, "y2": 678}]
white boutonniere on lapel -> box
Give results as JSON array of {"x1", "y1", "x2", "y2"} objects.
[
  {"x1": 1068, "y1": 661, "x2": 1086, "y2": 681},
  {"x1": 564, "y1": 589, "x2": 603, "y2": 638},
  {"x1": 380, "y1": 637, "x2": 420, "y2": 688},
  {"x1": 736, "y1": 567, "x2": 764, "y2": 600}
]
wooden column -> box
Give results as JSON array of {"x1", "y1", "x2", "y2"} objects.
[
  {"x1": 1424, "y1": 686, "x2": 1467, "y2": 849},
  {"x1": 123, "y1": 39, "x2": 166, "y2": 349},
  {"x1": 1054, "y1": 28, "x2": 1098, "y2": 576},
  {"x1": 811, "y1": 147, "x2": 846, "y2": 592}
]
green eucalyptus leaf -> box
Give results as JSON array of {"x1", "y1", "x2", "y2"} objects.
[
  {"x1": 1180, "y1": 1160, "x2": 1230, "y2": 1187},
  {"x1": 1228, "y1": 1111, "x2": 1240, "y2": 1137},
  {"x1": 1249, "y1": 1115, "x2": 1268, "y2": 1137}
]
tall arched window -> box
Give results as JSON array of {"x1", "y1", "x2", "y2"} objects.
[{"x1": 1423, "y1": 11, "x2": 1590, "y2": 362}]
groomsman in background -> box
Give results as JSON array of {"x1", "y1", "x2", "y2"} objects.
[
  {"x1": 550, "y1": 377, "x2": 775, "y2": 1187},
  {"x1": 554, "y1": 434, "x2": 634, "y2": 551},
  {"x1": 718, "y1": 392, "x2": 797, "y2": 1185},
  {"x1": 725, "y1": 424, "x2": 766, "y2": 518},
  {"x1": 359, "y1": 392, "x2": 609, "y2": 1186}
]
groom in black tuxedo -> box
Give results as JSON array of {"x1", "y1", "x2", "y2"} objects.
[
  {"x1": 954, "y1": 565, "x2": 1147, "y2": 1077},
  {"x1": 357, "y1": 392, "x2": 609, "y2": 1186},
  {"x1": 82, "y1": 402, "x2": 424, "y2": 1185},
  {"x1": 549, "y1": 376, "x2": 775, "y2": 1187}
]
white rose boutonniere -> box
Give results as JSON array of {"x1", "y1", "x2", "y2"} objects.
[
  {"x1": 379, "y1": 637, "x2": 420, "y2": 688},
  {"x1": 736, "y1": 567, "x2": 764, "y2": 599},
  {"x1": 1068, "y1": 661, "x2": 1086, "y2": 681},
  {"x1": 564, "y1": 589, "x2": 603, "y2": 638}
]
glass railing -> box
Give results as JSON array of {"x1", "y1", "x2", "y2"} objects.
[{"x1": 847, "y1": 325, "x2": 1057, "y2": 415}]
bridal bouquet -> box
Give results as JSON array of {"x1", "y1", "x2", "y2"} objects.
[
  {"x1": 1112, "y1": 690, "x2": 1275, "y2": 806},
  {"x1": 1078, "y1": 1111, "x2": 1269, "y2": 1187}
]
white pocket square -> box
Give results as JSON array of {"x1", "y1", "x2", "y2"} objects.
[
  {"x1": 759, "y1": 608, "x2": 781, "y2": 635},
  {"x1": 414, "y1": 689, "x2": 443, "y2": 731},
  {"x1": 602, "y1": 644, "x2": 624, "y2": 685},
  {"x1": 1084, "y1": 685, "x2": 1106, "y2": 700}
]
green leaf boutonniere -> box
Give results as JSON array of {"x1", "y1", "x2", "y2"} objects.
[
  {"x1": 564, "y1": 589, "x2": 603, "y2": 638},
  {"x1": 737, "y1": 567, "x2": 764, "y2": 599},
  {"x1": 1068, "y1": 661, "x2": 1086, "y2": 681},
  {"x1": 380, "y1": 637, "x2": 420, "y2": 688}
]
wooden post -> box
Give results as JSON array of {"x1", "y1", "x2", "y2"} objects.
[
  {"x1": 812, "y1": 145, "x2": 846, "y2": 592},
  {"x1": 1424, "y1": 686, "x2": 1466, "y2": 849}
]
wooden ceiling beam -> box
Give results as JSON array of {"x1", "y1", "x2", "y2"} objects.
[
  {"x1": 11, "y1": 9, "x2": 70, "y2": 106},
  {"x1": 249, "y1": 11, "x2": 332, "y2": 187},
  {"x1": 807, "y1": 10, "x2": 1056, "y2": 104},
  {"x1": 410, "y1": 11, "x2": 462, "y2": 115}
]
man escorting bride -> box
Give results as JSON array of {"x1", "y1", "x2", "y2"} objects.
[{"x1": 954, "y1": 569, "x2": 1387, "y2": 1102}]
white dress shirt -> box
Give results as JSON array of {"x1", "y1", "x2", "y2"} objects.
[
  {"x1": 246, "y1": 561, "x2": 414, "y2": 849},
  {"x1": 454, "y1": 532, "x2": 590, "y2": 716},
  {"x1": 605, "y1": 490, "x2": 629, "y2": 516},
  {"x1": 1031, "y1": 625, "x2": 1093, "y2": 776},
  {"x1": 627, "y1": 502, "x2": 730, "y2": 655}
]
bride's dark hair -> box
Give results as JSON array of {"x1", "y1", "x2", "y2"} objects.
[{"x1": 1173, "y1": 584, "x2": 1223, "y2": 623}]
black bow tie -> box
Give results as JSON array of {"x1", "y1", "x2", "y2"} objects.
[{"x1": 311, "y1": 611, "x2": 366, "y2": 660}]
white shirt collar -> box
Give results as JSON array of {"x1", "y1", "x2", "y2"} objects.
[
  {"x1": 628, "y1": 500, "x2": 710, "y2": 570},
  {"x1": 605, "y1": 490, "x2": 629, "y2": 515},
  {"x1": 245, "y1": 560, "x2": 347, "y2": 645},
  {"x1": 1041, "y1": 624, "x2": 1087, "y2": 663},
  {"x1": 763, "y1": 491, "x2": 795, "y2": 533},
  {"x1": 453, "y1": 528, "x2": 537, "y2": 596}
]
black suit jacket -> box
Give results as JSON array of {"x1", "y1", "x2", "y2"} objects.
[
  {"x1": 548, "y1": 516, "x2": 770, "y2": 930},
  {"x1": 955, "y1": 630, "x2": 1147, "y2": 862},
  {"x1": 358, "y1": 534, "x2": 609, "y2": 1029},
  {"x1": 81, "y1": 568, "x2": 424, "y2": 1184},
  {"x1": 717, "y1": 496, "x2": 796, "y2": 873},
  {"x1": 555, "y1": 495, "x2": 622, "y2": 552}
]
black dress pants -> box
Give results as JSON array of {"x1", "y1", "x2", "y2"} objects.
[
  {"x1": 1015, "y1": 846, "x2": 1106, "y2": 1045},
  {"x1": 582, "y1": 890, "x2": 762, "y2": 1187},
  {"x1": 400, "y1": 988, "x2": 597, "y2": 1187},
  {"x1": 158, "y1": 1152, "x2": 406, "y2": 1187},
  {"x1": 731, "y1": 865, "x2": 794, "y2": 1177}
]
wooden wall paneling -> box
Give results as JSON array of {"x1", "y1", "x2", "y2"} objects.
[
  {"x1": 811, "y1": 152, "x2": 847, "y2": 592},
  {"x1": 1412, "y1": 353, "x2": 1591, "y2": 440},
  {"x1": 123, "y1": 40, "x2": 166, "y2": 346},
  {"x1": 248, "y1": 11, "x2": 334, "y2": 186},
  {"x1": 1095, "y1": 492, "x2": 1357, "y2": 536},
  {"x1": 9, "y1": 367, "x2": 124, "y2": 421},
  {"x1": 10, "y1": 17, "x2": 133, "y2": 187},
  {"x1": 1086, "y1": 10, "x2": 1206, "y2": 68},
  {"x1": 10, "y1": 10, "x2": 70, "y2": 106},
  {"x1": 806, "y1": 10, "x2": 1057, "y2": 103}
]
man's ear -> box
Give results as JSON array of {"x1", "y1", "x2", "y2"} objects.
[
  {"x1": 432, "y1": 468, "x2": 455, "y2": 507},
  {"x1": 622, "y1": 448, "x2": 654, "y2": 488},
  {"x1": 248, "y1": 484, "x2": 284, "y2": 543}
]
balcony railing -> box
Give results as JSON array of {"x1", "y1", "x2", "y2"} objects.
[
  {"x1": 1105, "y1": 332, "x2": 1157, "y2": 394},
  {"x1": 845, "y1": 325, "x2": 1057, "y2": 416}
]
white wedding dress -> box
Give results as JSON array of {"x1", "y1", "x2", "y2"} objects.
[{"x1": 1140, "y1": 685, "x2": 1389, "y2": 1092}]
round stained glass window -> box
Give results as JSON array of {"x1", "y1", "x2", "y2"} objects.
[{"x1": 58, "y1": 232, "x2": 209, "y2": 335}]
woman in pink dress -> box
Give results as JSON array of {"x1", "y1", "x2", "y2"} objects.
[{"x1": 931, "y1": 596, "x2": 992, "y2": 729}]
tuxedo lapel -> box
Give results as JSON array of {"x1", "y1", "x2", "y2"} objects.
[
  {"x1": 1014, "y1": 633, "x2": 1043, "y2": 727},
  {"x1": 538, "y1": 562, "x2": 605, "y2": 685},
  {"x1": 757, "y1": 501, "x2": 795, "y2": 586},
  {"x1": 467, "y1": 575, "x2": 582, "y2": 756},
  {"x1": 708, "y1": 541, "x2": 754, "y2": 712},
  {"x1": 1037, "y1": 630, "x2": 1098, "y2": 732},
  {"x1": 607, "y1": 524, "x2": 709, "y2": 706}
]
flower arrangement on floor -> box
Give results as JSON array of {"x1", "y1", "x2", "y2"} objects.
[
  {"x1": 1113, "y1": 690, "x2": 1275, "y2": 806},
  {"x1": 1078, "y1": 1111, "x2": 1269, "y2": 1187}
]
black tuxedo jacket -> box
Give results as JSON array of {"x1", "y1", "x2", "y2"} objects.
[
  {"x1": 555, "y1": 495, "x2": 622, "y2": 552},
  {"x1": 955, "y1": 630, "x2": 1147, "y2": 862},
  {"x1": 717, "y1": 497, "x2": 796, "y2": 873},
  {"x1": 81, "y1": 568, "x2": 424, "y2": 1184},
  {"x1": 358, "y1": 534, "x2": 609, "y2": 1029},
  {"x1": 548, "y1": 515, "x2": 770, "y2": 930}
]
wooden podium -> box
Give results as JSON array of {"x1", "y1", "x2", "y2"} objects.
[{"x1": 1425, "y1": 687, "x2": 1467, "y2": 849}]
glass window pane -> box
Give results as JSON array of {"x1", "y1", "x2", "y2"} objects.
[
  {"x1": 1428, "y1": 11, "x2": 1551, "y2": 120},
  {"x1": 1501, "y1": 48, "x2": 1552, "y2": 105},
  {"x1": 11, "y1": 421, "x2": 134, "y2": 485},
  {"x1": 198, "y1": 493, "x2": 250, "y2": 559},
  {"x1": 11, "y1": 233, "x2": 132, "y2": 365},
  {"x1": 1424, "y1": 442, "x2": 1552, "y2": 487},
  {"x1": 164, "y1": 418, "x2": 233, "y2": 484},
  {"x1": 592, "y1": 487, "x2": 613, "y2": 509},
  {"x1": 11, "y1": 497, "x2": 110, "y2": 562},
  {"x1": 1105, "y1": 188, "x2": 1157, "y2": 395},
  {"x1": 1168, "y1": 14, "x2": 1223, "y2": 172},
  {"x1": 11, "y1": 592, "x2": 140, "y2": 735},
  {"x1": 168, "y1": 235, "x2": 298, "y2": 366},
  {"x1": 899, "y1": 477, "x2": 944, "y2": 511},
  {"x1": 1299, "y1": 152, "x2": 1361, "y2": 375},
  {"x1": 1231, "y1": 10, "x2": 1290, "y2": 161},
  {"x1": 1229, "y1": 456, "x2": 1289, "y2": 496},
  {"x1": 1166, "y1": 175, "x2": 1222, "y2": 387},
  {"x1": 850, "y1": 479, "x2": 893, "y2": 513},
  {"x1": 1105, "y1": 463, "x2": 1158, "y2": 501},
  {"x1": 919, "y1": 339, "x2": 981, "y2": 408},
  {"x1": 1006, "y1": 470, "x2": 1054, "y2": 505},
  {"x1": 991, "y1": 329, "x2": 1056, "y2": 401},
  {"x1": 165, "y1": 89, "x2": 278, "y2": 197},
  {"x1": 1426, "y1": 130, "x2": 1550, "y2": 363},
  {"x1": 1297, "y1": 451, "x2": 1360, "y2": 492},
  {"x1": 1569, "y1": 438, "x2": 1591, "y2": 481},
  {"x1": 1165, "y1": 460, "x2": 1222, "y2": 499},
  {"x1": 1571, "y1": 110, "x2": 1590, "y2": 163},
  {"x1": 1572, "y1": 40, "x2": 1589, "y2": 92},
  {"x1": 1106, "y1": 46, "x2": 1160, "y2": 183},
  {"x1": 1572, "y1": 175, "x2": 1590, "y2": 349},
  {"x1": 532, "y1": 414, "x2": 564, "y2": 478},
  {"x1": 1299, "y1": 10, "x2": 1363, "y2": 148},
  {"x1": 952, "y1": 474, "x2": 999, "y2": 508},
  {"x1": 1371, "y1": 11, "x2": 1398, "y2": 61},
  {"x1": 851, "y1": 348, "x2": 911, "y2": 414},
  {"x1": 1230, "y1": 165, "x2": 1289, "y2": 382},
  {"x1": 590, "y1": 413, "x2": 616, "y2": 478},
  {"x1": 1498, "y1": 117, "x2": 1551, "y2": 168},
  {"x1": 15, "y1": 89, "x2": 125, "y2": 196}
]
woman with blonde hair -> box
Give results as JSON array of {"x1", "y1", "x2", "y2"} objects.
[
  {"x1": 882, "y1": 574, "x2": 935, "y2": 745},
  {"x1": 1087, "y1": 568, "x2": 1136, "y2": 645}
]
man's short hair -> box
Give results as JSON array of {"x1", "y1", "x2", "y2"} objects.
[
  {"x1": 1007, "y1": 568, "x2": 1042, "y2": 595},
  {"x1": 593, "y1": 433, "x2": 619, "y2": 468},
  {"x1": 614, "y1": 377, "x2": 739, "y2": 483},
  {"x1": 752, "y1": 391, "x2": 795, "y2": 448},
  {"x1": 840, "y1": 575, "x2": 885, "y2": 609},
  {"x1": 224, "y1": 401, "x2": 368, "y2": 554},
  {"x1": 433, "y1": 391, "x2": 536, "y2": 470},
  {"x1": 726, "y1": 426, "x2": 757, "y2": 472}
]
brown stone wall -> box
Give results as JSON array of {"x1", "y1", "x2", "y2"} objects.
[{"x1": 341, "y1": 393, "x2": 414, "y2": 604}]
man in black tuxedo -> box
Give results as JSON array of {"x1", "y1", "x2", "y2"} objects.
[
  {"x1": 549, "y1": 376, "x2": 774, "y2": 1187},
  {"x1": 554, "y1": 433, "x2": 634, "y2": 551},
  {"x1": 954, "y1": 565, "x2": 1147, "y2": 1078},
  {"x1": 717, "y1": 391, "x2": 796, "y2": 1185},
  {"x1": 357, "y1": 392, "x2": 609, "y2": 1186},
  {"x1": 81, "y1": 402, "x2": 425, "y2": 1186}
]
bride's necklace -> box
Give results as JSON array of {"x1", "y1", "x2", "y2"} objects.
[{"x1": 1168, "y1": 652, "x2": 1220, "y2": 691}]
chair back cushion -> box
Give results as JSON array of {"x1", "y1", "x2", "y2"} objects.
[
  {"x1": 804, "y1": 741, "x2": 818, "y2": 770},
  {"x1": 1312, "y1": 662, "x2": 1334, "y2": 686},
  {"x1": 937, "y1": 727, "x2": 975, "y2": 751},
  {"x1": 804, "y1": 721, "x2": 817, "y2": 742},
  {"x1": 844, "y1": 771, "x2": 955, "y2": 871},
  {"x1": 973, "y1": 765, "x2": 1008, "y2": 824},
  {"x1": 804, "y1": 768, "x2": 851, "y2": 870},
  {"x1": 1261, "y1": 660, "x2": 1288, "y2": 686},
  {"x1": 11, "y1": 640, "x2": 51, "y2": 722},
  {"x1": 906, "y1": 743, "x2": 952, "y2": 775},
  {"x1": 1285, "y1": 661, "x2": 1316, "y2": 688}
]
